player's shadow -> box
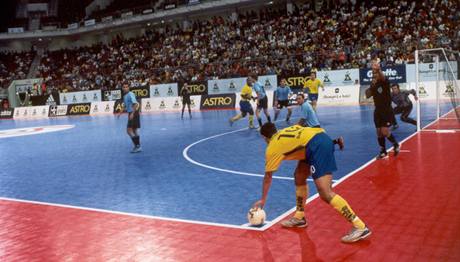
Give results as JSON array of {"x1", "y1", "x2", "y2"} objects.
[{"x1": 284, "y1": 227, "x2": 324, "y2": 262}]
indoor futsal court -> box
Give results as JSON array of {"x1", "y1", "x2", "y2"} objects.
[{"x1": 1, "y1": 102, "x2": 459, "y2": 261}]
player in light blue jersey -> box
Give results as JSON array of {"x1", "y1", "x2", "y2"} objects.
[
  {"x1": 119, "y1": 82, "x2": 141, "y2": 153},
  {"x1": 274, "y1": 78, "x2": 293, "y2": 122},
  {"x1": 296, "y1": 92, "x2": 344, "y2": 149},
  {"x1": 250, "y1": 75, "x2": 271, "y2": 128}
]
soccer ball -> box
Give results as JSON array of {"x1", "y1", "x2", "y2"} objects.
[{"x1": 247, "y1": 207, "x2": 266, "y2": 226}]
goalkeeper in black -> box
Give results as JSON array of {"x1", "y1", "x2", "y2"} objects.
[
  {"x1": 365, "y1": 62, "x2": 400, "y2": 159},
  {"x1": 391, "y1": 83, "x2": 418, "y2": 129}
]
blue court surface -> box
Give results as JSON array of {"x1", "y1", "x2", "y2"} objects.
[{"x1": 0, "y1": 103, "x2": 448, "y2": 226}]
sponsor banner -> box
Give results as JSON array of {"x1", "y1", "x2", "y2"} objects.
[
  {"x1": 408, "y1": 80, "x2": 459, "y2": 101},
  {"x1": 130, "y1": 86, "x2": 150, "y2": 99},
  {"x1": 150, "y1": 83, "x2": 179, "y2": 97},
  {"x1": 257, "y1": 75, "x2": 277, "y2": 91},
  {"x1": 281, "y1": 75, "x2": 309, "y2": 89},
  {"x1": 49, "y1": 105, "x2": 68, "y2": 117},
  {"x1": 318, "y1": 85, "x2": 360, "y2": 105},
  {"x1": 8, "y1": 27, "x2": 24, "y2": 33},
  {"x1": 90, "y1": 101, "x2": 115, "y2": 115},
  {"x1": 113, "y1": 100, "x2": 125, "y2": 113},
  {"x1": 101, "y1": 16, "x2": 113, "y2": 23},
  {"x1": 60, "y1": 90, "x2": 102, "y2": 105},
  {"x1": 406, "y1": 62, "x2": 459, "y2": 83},
  {"x1": 13, "y1": 106, "x2": 50, "y2": 119},
  {"x1": 208, "y1": 77, "x2": 246, "y2": 95},
  {"x1": 317, "y1": 69, "x2": 359, "y2": 86},
  {"x1": 200, "y1": 94, "x2": 236, "y2": 110},
  {"x1": 179, "y1": 81, "x2": 208, "y2": 96},
  {"x1": 84, "y1": 19, "x2": 96, "y2": 27},
  {"x1": 103, "y1": 89, "x2": 122, "y2": 101},
  {"x1": 67, "y1": 23, "x2": 78, "y2": 29},
  {"x1": 359, "y1": 65, "x2": 406, "y2": 84},
  {"x1": 141, "y1": 96, "x2": 201, "y2": 112},
  {"x1": 0, "y1": 109, "x2": 14, "y2": 119},
  {"x1": 67, "y1": 103, "x2": 91, "y2": 116}
]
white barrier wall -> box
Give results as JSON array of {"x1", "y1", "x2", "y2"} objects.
[
  {"x1": 150, "y1": 83, "x2": 179, "y2": 97},
  {"x1": 13, "y1": 105, "x2": 50, "y2": 119},
  {"x1": 90, "y1": 101, "x2": 115, "y2": 115},
  {"x1": 60, "y1": 90, "x2": 102, "y2": 105},
  {"x1": 318, "y1": 85, "x2": 360, "y2": 105},
  {"x1": 141, "y1": 96, "x2": 201, "y2": 112}
]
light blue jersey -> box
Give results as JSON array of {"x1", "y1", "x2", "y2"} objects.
[
  {"x1": 123, "y1": 91, "x2": 138, "y2": 113},
  {"x1": 253, "y1": 81, "x2": 266, "y2": 99},
  {"x1": 300, "y1": 101, "x2": 321, "y2": 127},
  {"x1": 275, "y1": 86, "x2": 292, "y2": 101}
]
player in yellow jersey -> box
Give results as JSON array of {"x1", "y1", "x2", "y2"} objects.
[
  {"x1": 229, "y1": 77, "x2": 255, "y2": 128},
  {"x1": 253, "y1": 123, "x2": 371, "y2": 243},
  {"x1": 303, "y1": 72, "x2": 324, "y2": 111}
]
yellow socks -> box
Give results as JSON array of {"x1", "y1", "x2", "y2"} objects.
[
  {"x1": 248, "y1": 115, "x2": 254, "y2": 127},
  {"x1": 294, "y1": 185, "x2": 307, "y2": 220},
  {"x1": 330, "y1": 194, "x2": 365, "y2": 229}
]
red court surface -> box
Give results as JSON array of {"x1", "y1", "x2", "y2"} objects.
[{"x1": 1, "y1": 121, "x2": 460, "y2": 261}]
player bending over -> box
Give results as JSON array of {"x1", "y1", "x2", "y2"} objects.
[{"x1": 391, "y1": 83, "x2": 418, "y2": 129}]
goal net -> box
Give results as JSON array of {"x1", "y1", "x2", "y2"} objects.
[{"x1": 414, "y1": 48, "x2": 460, "y2": 131}]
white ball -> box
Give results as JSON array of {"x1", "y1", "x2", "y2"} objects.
[{"x1": 247, "y1": 207, "x2": 266, "y2": 226}]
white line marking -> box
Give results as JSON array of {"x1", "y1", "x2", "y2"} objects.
[
  {"x1": 0, "y1": 197, "x2": 266, "y2": 231},
  {"x1": 421, "y1": 129, "x2": 459, "y2": 133},
  {"x1": 398, "y1": 150, "x2": 411, "y2": 153},
  {"x1": 181, "y1": 109, "x2": 373, "y2": 183}
]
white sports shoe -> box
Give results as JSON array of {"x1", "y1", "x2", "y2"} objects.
[
  {"x1": 341, "y1": 226, "x2": 371, "y2": 243},
  {"x1": 131, "y1": 146, "x2": 142, "y2": 153}
]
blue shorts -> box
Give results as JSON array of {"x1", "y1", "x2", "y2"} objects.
[
  {"x1": 308, "y1": 93, "x2": 318, "y2": 102},
  {"x1": 239, "y1": 100, "x2": 254, "y2": 117},
  {"x1": 305, "y1": 132, "x2": 337, "y2": 179}
]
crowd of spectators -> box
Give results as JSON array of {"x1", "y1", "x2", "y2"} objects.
[
  {"x1": 6, "y1": 0, "x2": 460, "y2": 92},
  {"x1": 0, "y1": 51, "x2": 35, "y2": 90}
]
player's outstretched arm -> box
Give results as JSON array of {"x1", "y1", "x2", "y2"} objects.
[{"x1": 253, "y1": 171, "x2": 273, "y2": 209}]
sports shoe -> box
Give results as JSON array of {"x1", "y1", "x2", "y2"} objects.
[
  {"x1": 393, "y1": 143, "x2": 400, "y2": 156},
  {"x1": 341, "y1": 226, "x2": 371, "y2": 243},
  {"x1": 281, "y1": 217, "x2": 308, "y2": 228},
  {"x1": 376, "y1": 151, "x2": 388, "y2": 160},
  {"x1": 336, "y1": 136, "x2": 344, "y2": 151},
  {"x1": 131, "y1": 146, "x2": 142, "y2": 153},
  {"x1": 249, "y1": 125, "x2": 256, "y2": 129}
]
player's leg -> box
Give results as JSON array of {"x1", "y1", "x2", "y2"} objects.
[
  {"x1": 286, "y1": 106, "x2": 292, "y2": 122},
  {"x1": 187, "y1": 102, "x2": 192, "y2": 119},
  {"x1": 262, "y1": 97, "x2": 271, "y2": 123},
  {"x1": 401, "y1": 105, "x2": 416, "y2": 125},
  {"x1": 248, "y1": 107, "x2": 255, "y2": 129},
  {"x1": 392, "y1": 106, "x2": 403, "y2": 129},
  {"x1": 130, "y1": 112, "x2": 141, "y2": 152},
  {"x1": 281, "y1": 161, "x2": 309, "y2": 228},
  {"x1": 229, "y1": 101, "x2": 246, "y2": 126},
  {"x1": 314, "y1": 175, "x2": 370, "y2": 243},
  {"x1": 181, "y1": 103, "x2": 186, "y2": 119},
  {"x1": 255, "y1": 105, "x2": 263, "y2": 128},
  {"x1": 309, "y1": 134, "x2": 370, "y2": 242}
]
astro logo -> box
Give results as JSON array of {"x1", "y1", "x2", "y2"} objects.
[
  {"x1": 203, "y1": 97, "x2": 232, "y2": 106},
  {"x1": 69, "y1": 104, "x2": 91, "y2": 114},
  {"x1": 132, "y1": 89, "x2": 148, "y2": 97}
]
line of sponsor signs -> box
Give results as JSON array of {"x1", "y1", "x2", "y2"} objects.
[{"x1": 2, "y1": 63, "x2": 458, "y2": 119}]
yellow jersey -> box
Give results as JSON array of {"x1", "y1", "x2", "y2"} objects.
[
  {"x1": 265, "y1": 125, "x2": 325, "y2": 172},
  {"x1": 303, "y1": 78, "x2": 323, "y2": 94},
  {"x1": 240, "y1": 84, "x2": 253, "y2": 101}
]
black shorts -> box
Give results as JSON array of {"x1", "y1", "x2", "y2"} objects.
[
  {"x1": 127, "y1": 111, "x2": 141, "y2": 129},
  {"x1": 257, "y1": 96, "x2": 268, "y2": 110},
  {"x1": 277, "y1": 100, "x2": 290, "y2": 109},
  {"x1": 374, "y1": 108, "x2": 395, "y2": 128},
  {"x1": 182, "y1": 97, "x2": 191, "y2": 105}
]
